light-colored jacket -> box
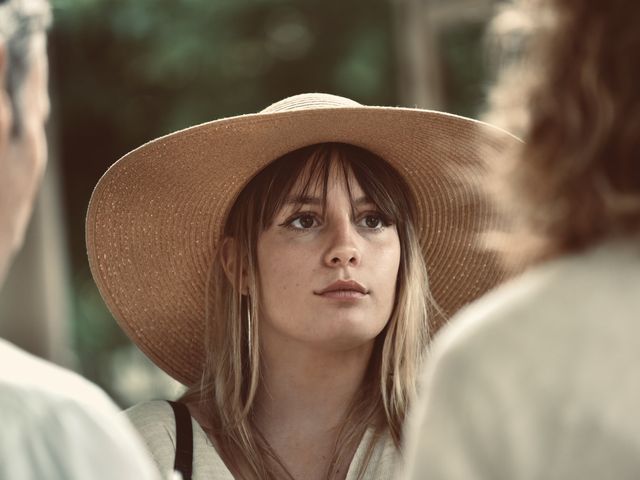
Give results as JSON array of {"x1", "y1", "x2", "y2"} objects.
[
  {"x1": 0, "y1": 339, "x2": 160, "y2": 480},
  {"x1": 402, "y1": 241, "x2": 640, "y2": 480}
]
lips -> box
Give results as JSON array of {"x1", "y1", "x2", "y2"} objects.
[{"x1": 315, "y1": 279, "x2": 368, "y2": 296}]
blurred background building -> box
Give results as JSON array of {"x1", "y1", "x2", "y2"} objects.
[{"x1": 0, "y1": 0, "x2": 500, "y2": 407}]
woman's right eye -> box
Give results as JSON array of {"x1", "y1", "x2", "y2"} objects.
[{"x1": 288, "y1": 213, "x2": 318, "y2": 229}]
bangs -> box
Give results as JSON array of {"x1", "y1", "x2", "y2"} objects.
[{"x1": 226, "y1": 143, "x2": 416, "y2": 233}]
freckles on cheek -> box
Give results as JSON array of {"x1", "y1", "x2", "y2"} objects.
[
  {"x1": 375, "y1": 238, "x2": 400, "y2": 266},
  {"x1": 375, "y1": 240, "x2": 401, "y2": 291},
  {"x1": 261, "y1": 254, "x2": 296, "y2": 289}
]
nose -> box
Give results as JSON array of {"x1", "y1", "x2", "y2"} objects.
[{"x1": 323, "y1": 219, "x2": 361, "y2": 268}]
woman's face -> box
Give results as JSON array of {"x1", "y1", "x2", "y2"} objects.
[{"x1": 256, "y1": 160, "x2": 401, "y2": 353}]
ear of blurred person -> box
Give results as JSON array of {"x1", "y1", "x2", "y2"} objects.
[
  {"x1": 401, "y1": 0, "x2": 640, "y2": 478},
  {"x1": 0, "y1": 19, "x2": 48, "y2": 287},
  {"x1": 0, "y1": 1, "x2": 161, "y2": 478}
]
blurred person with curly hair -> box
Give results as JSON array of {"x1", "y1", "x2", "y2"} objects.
[{"x1": 402, "y1": 0, "x2": 640, "y2": 478}]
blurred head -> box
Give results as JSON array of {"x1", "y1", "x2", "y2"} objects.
[
  {"x1": 0, "y1": 0, "x2": 51, "y2": 287},
  {"x1": 184, "y1": 143, "x2": 430, "y2": 477},
  {"x1": 485, "y1": 0, "x2": 640, "y2": 264}
]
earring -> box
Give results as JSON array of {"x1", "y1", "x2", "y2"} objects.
[{"x1": 246, "y1": 295, "x2": 252, "y2": 357}]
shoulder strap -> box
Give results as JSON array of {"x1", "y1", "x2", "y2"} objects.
[{"x1": 167, "y1": 400, "x2": 194, "y2": 480}]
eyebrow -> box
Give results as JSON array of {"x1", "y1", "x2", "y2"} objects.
[{"x1": 284, "y1": 195, "x2": 373, "y2": 206}]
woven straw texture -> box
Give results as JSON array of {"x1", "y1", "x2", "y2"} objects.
[{"x1": 86, "y1": 93, "x2": 520, "y2": 385}]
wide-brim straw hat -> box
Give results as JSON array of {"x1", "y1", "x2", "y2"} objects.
[{"x1": 86, "y1": 93, "x2": 520, "y2": 385}]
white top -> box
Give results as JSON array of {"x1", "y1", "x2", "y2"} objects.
[
  {"x1": 402, "y1": 241, "x2": 640, "y2": 480},
  {"x1": 127, "y1": 399, "x2": 399, "y2": 479},
  {"x1": 0, "y1": 339, "x2": 160, "y2": 480}
]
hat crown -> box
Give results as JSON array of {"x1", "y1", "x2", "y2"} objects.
[{"x1": 261, "y1": 93, "x2": 362, "y2": 114}]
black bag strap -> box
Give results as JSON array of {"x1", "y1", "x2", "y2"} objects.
[{"x1": 167, "y1": 400, "x2": 194, "y2": 480}]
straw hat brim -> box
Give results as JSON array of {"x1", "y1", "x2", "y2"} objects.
[{"x1": 86, "y1": 105, "x2": 520, "y2": 385}]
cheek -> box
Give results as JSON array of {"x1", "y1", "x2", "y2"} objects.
[
  {"x1": 374, "y1": 242, "x2": 401, "y2": 329},
  {"x1": 257, "y1": 239, "x2": 312, "y2": 302},
  {"x1": 371, "y1": 250, "x2": 400, "y2": 329},
  {"x1": 373, "y1": 236, "x2": 401, "y2": 287}
]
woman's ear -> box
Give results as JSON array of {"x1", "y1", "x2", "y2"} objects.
[{"x1": 220, "y1": 237, "x2": 249, "y2": 295}]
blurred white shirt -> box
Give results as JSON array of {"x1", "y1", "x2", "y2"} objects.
[
  {"x1": 0, "y1": 338, "x2": 161, "y2": 480},
  {"x1": 402, "y1": 241, "x2": 640, "y2": 480}
]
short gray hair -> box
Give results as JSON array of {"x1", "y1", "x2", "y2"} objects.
[{"x1": 0, "y1": 0, "x2": 51, "y2": 136}]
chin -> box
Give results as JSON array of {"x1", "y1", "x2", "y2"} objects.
[{"x1": 314, "y1": 324, "x2": 385, "y2": 352}]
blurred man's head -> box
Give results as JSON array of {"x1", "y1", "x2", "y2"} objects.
[{"x1": 0, "y1": 0, "x2": 51, "y2": 287}]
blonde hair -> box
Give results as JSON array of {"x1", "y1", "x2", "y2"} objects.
[
  {"x1": 484, "y1": 0, "x2": 640, "y2": 266},
  {"x1": 182, "y1": 143, "x2": 430, "y2": 479}
]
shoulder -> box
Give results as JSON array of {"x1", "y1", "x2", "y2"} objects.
[
  {"x1": 351, "y1": 428, "x2": 399, "y2": 480},
  {"x1": 370, "y1": 430, "x2": 400, "y2": 479},
  {"x1": 0, "y1": 339, "x2": 128, "y2": 427},
  {"x1": 0, "y1": 339, "x2": 115, "y2": 412},
  {"x1": 0, "y1": 341, "x2": 160, "y2": 480},
  {"x1": 402, "y1": 241, "x2": 640, "y2": 480},
  {"x1": 128, "y1": 400, "x2": 236, "y2": 479},
  {"x1": 430, "y1": 241, "x2": 640, "y2": 373},
  {"x1": 126, "y1": 400, "x2": 177, "y2": 448},
  {"x1": 126, "y1": 400, "x2": 178, "y2": 475},
  {"x1": 127, "y1": 399, "x2": 176, "y2": 438}
]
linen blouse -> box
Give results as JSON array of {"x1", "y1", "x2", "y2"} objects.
[{"x1": 127, "y1": 399, "x2": 399, "y2": 479}]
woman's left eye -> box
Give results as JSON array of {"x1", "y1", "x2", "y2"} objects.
[{"x1": 357, "y1": 214, "x2": 385, "y2": 229}]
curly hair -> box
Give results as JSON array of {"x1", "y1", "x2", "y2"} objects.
[{"x1": 484, "y1": 0, "x2": 640, "y2": 265}]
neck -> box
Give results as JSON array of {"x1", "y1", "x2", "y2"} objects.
[{"x1": 254, "y1": 332, "x2": 374, "y2": 434}]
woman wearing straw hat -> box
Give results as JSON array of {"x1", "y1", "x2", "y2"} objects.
[{"x1": 86, "y1": 93, "x2": 519, "y2": 480}]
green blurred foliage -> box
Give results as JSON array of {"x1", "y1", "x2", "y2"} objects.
[{"x1": 440, "y1": 22, "x2": 489, "y2": 118}]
